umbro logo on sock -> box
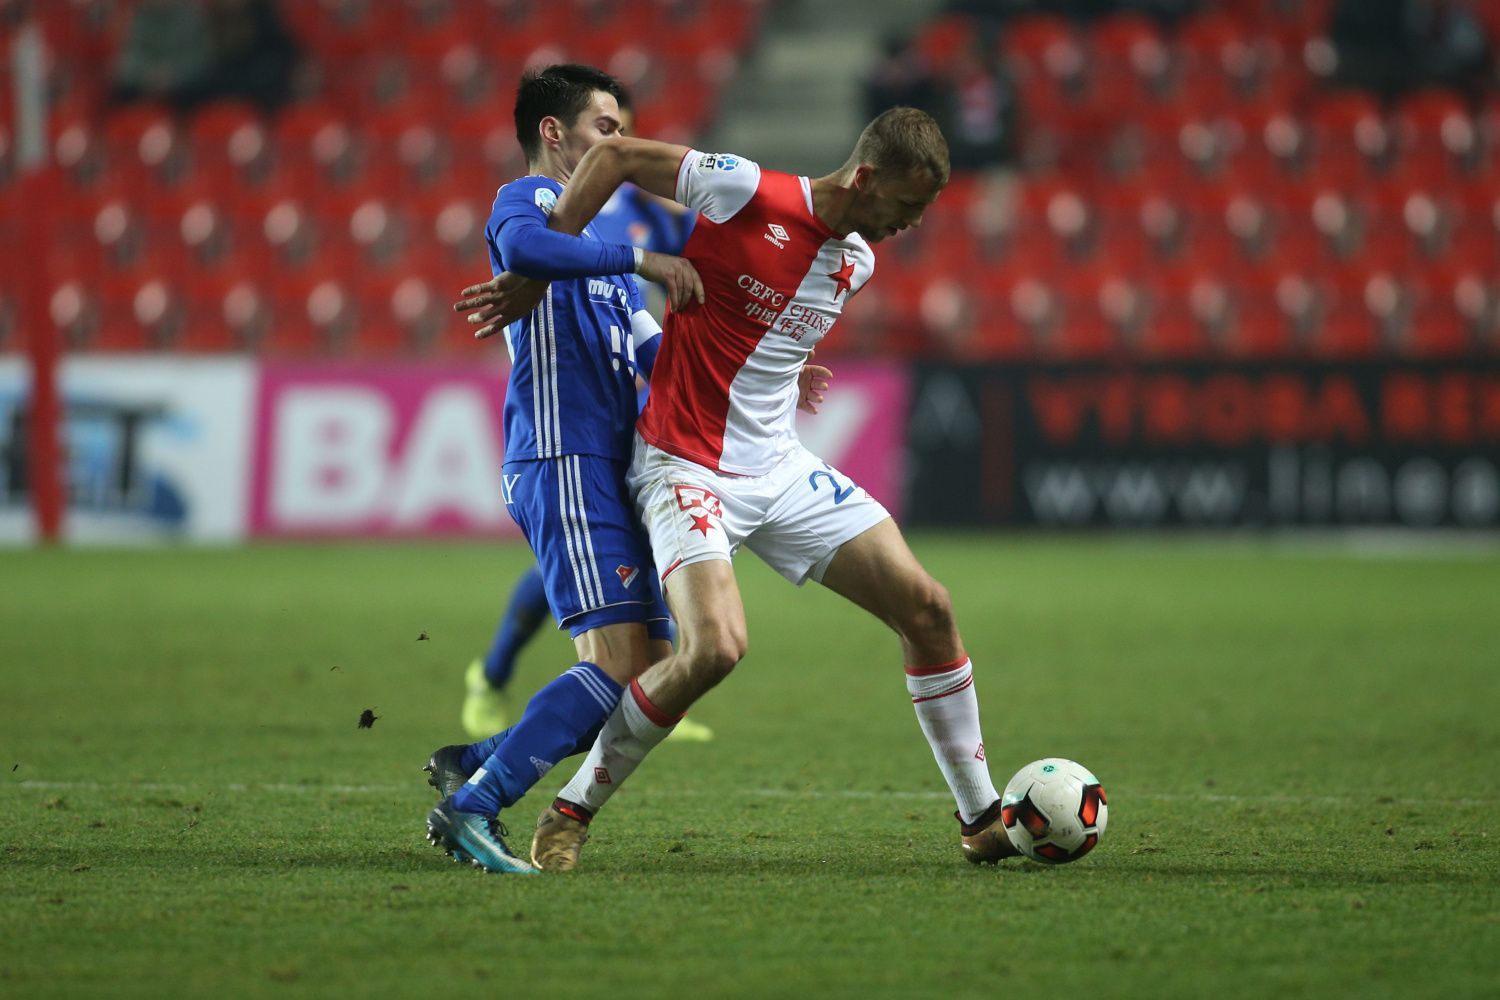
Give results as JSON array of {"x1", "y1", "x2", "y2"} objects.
[
  {"x1": 594, "y1": 767, "x2": 612, "y2": 784},
  {"x1": 530, "y1": 757, "x2": 554, "y2": 778},
  {"x1": 974, "y1": 743, "x2": 986, "y2": 762}
]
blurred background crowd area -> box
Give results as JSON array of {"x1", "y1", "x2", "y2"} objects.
[{"x1": 2, "y1": 0, "x2": 1500, "y2": 362}]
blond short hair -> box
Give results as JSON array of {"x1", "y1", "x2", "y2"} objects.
[{"x1": 847, "y1": 107, "x2": 951, "y2": 185}]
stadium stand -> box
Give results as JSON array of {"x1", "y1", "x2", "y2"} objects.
[
  {"x1": 2, "y1": 0, "x2": 1496, "y2": 362},
  {"x1": 871, "y1": 0, "x2": 1500, "y2": 359},
  {"x1": 4, "y1": 0, "x2": 766, "y2": 355}
]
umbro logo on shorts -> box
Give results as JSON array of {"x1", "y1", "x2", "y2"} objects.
[{"x1": 764, "y1": 223, "x2": 789, "y2": 249}]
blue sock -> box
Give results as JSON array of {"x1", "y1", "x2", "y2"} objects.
[
  {"x1": 452, "y1": 662, "x2": 622, "y2": 816},
  {"x1": 459, "y1": 713, "x2": 608, "y2": 776},
  {"x1": 482, "y1": 567, "x2": 551, "y2": 689}
]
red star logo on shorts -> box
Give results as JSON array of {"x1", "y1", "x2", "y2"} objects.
[
  {"x1": 689, "y1": 512, "x2": 715, "y2": 536},
  {"x1": 828, "y1": 253, "x2": 855, "y2": 299}
]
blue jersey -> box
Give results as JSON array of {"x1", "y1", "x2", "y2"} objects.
[
  {"x1": 591, "y1": 184, "x2": 695, "y2": 300},
  {"x1": 486, "y1": 175, "x2": 655, "y2": 464}
]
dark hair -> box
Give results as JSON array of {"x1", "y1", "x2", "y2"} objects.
[{"x1": 513, "y1": 63, "x2": 625, "y2": 162}]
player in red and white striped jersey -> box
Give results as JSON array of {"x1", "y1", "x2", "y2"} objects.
[{"x1": 465, "y1": 108, "x2": 1018, "y2": 870}]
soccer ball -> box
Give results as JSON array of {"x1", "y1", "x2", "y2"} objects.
[{"x1": 1001, "y1": 758, "x2": 1108, "y2": 864}]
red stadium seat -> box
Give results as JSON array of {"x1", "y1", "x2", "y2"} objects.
[
  {"x1": 1391, "y1": 89, "x2": 1479, "y2": 179},
  {"x1": 915, "y1": 13, "x2": 977, "y2": 68},
  {"x1": 1088, "y1": 12, "x2": 1170, "y2": 115},
  {"x1": 48, "y1": 277, "x2": 102, "y2": 350},
  {"x1": 1051, "y1": 268, "x2": 1140, "y2": 359},
  {"x1": 1219, "y1": 100, "x2": 1305, "y2": 176},
  {"x1": 1175, "y1": 12, "x2": 1256, "y2": 98},
  {"x1": 265, "y1": 271, "x2": 359, "y2": 355},
  {"x1": 1315, "y1": 267, "x2": 1400, "y2": 358},
  {"x1": 361, "y1": 104, "x2": 452, "y2": 191},
  {"x1": 272, "y1": 103, "x2": 361, "y2": 186},
  {"x1": 97, "y1": 271, "x2": 183, "y2": 351},
  {"x1": 353, "y1": 272, "x2": 435, "y2": 355},
  {"x1": 970, "y1": 279, "x2": 1037, "y2": 359},
  {"x1": 1305, "y1": 90, "x2": 1389, "y2": 177},
  {"x1": 1002, "y1": 14, "x2": 1087, "y2": 123},
  {"x1": 187, "y1": 101, "x2": 270, "y2": 181},
  {"x1": 445, "y1": 106, "x2": 526, "y2": 186},
  {"x1": 1223, "y1": 296, "x2": 1296, "y2": 358},
  {"x1": 1439, "y1": 223, "x2": 1499, "y2": 268},
  {"x1": 1404, "y1": 267, "x2": 1489, "y2": 357},
  {"x1": 282, "y1": 0, "x2": 402, "y2": 61},
  {"x1": 1140, "y1": 290, "x2": 1214, "y2": 359}
]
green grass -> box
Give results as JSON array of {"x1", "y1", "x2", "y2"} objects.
[{"x1": 2, "y1": 536, "x2": 1498, "y2": 998}]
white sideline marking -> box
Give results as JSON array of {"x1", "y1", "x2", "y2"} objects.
[{"x1": 8, "y1": 780, "x2": 1495, "y2": 808}]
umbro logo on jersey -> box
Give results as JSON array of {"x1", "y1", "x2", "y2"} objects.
[{"x1": 764, "y1": 223, "x2": 789, "y2": 249}]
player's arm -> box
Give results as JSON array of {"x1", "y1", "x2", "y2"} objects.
[
  {"x1": 548, "y1": 137, "x2": 690, "y2": 234},
  {"x1": 547, "y1": 138, "x2": 704, "y2": 308},
  {"x1": 498, "y1": 213, "x2": 640, "y2": 281}
]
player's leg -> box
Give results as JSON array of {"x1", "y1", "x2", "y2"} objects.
[
  {"x1": 461, "y1": 565, "x2": 550, "y2": 738},
  {"x1": 538, "y1": 444, "x2": 753, "y2": 866},
  {"x1": 539, "y1": 559, "x2": 746, "y2": 863},
  {"x1": 426, "y1": 455, "x2": 662, "y2": 874},
  {"x1": 816, "y1": 518, "x2": 1016, "y2": 862},
  {"x1": 745, "y1": 450, "x2": 1014, "y2": 863},
  {"x1": 450, "y1": 618, "x2": 647, "y2": 818},
  {"x1": 531, "y1": 630, "x2": 675, "y2": 871}
]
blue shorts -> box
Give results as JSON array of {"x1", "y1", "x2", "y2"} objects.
[{"x1": 502, "y1": 454, "x2": 672, "y2": 640}]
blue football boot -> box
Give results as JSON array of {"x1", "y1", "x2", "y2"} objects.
[{"x1": 426, "y1": 796, "x2": 539, "y2": 875}]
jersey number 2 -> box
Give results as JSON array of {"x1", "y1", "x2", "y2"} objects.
[{"x1": 808, "y1": 467, "x2": 854, "y2": 505}]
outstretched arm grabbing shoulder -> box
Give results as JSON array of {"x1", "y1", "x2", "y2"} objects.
[{"x1": 549, "y1": 138, "x2": 692, "y2": 237}]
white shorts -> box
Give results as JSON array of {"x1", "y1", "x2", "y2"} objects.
[{"x1": 628, "y1": 434, "x2": 891, "y2": 586}]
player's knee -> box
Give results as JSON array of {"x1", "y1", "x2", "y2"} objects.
[
  {"x1": 683, "y1": 626, "x2": 746, "y2": 687},
  {"x1": 901, "y1": 576, "x2": 955, "y2": 641}
]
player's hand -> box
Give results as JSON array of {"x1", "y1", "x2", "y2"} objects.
[
  {"x1": 797, "y1": 362, "x2": 833, "y2": 415},
  {"x1": 454, "y1": 272, "x2": 549, "y2": 340},
  {"x1": 638, "y1": 251, "x2": 705, "y2": 311}
]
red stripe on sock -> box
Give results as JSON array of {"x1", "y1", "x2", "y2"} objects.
[
  {"x1": 553, "y1": 798, "x2": 594, "y2": 826},
  {"x1": 904, "y1": 655, "x2": 969, "y2": 677},
  {"x1": 629, "y1": 677, "x2": 683, "y2": 728},
  {"x1": 911, "y1": 675, "x2": 974, "y2": 704}
]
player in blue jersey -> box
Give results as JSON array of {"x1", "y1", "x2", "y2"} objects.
[
  {"x1": 422, "y1": 64, "x2": 707, "y2": 875},
  {"x1": 458, "y1": 89, "x2": 713, "y2": 745}
]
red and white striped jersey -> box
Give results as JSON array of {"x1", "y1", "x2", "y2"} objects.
[{"x1": 636, "y1": 150, "x2": 875, "y2": 476}]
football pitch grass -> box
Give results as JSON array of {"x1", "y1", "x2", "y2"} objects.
[{"x1": 2, "y1": 535, "x2": 1497, "y2": 998}]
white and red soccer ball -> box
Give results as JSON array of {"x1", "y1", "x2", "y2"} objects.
[{"x1": 1001, "y1": 758, "x2": 1108, "y2": 864}]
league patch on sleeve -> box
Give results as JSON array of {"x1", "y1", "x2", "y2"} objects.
[
  {"x1": 696, "y1": 153, "x2": 738, "y2": 172},
  {"x1": 534, "y1": 188, "x2": 557, "y2": 214}
]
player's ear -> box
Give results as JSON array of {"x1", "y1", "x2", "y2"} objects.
[
  {"x1": 539, "y1": 115, "x2": 564, "y2": 150},
  {"x1": 851, "y1": 164, "x2": 876, "y2": 192}
]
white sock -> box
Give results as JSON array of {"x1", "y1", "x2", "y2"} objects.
[
  {"x1": 557, "y1": 678, "x2": 677, "y2": 816},
  {"x1": 906, "y1": 657, "x2": 998, "y2": 825}
]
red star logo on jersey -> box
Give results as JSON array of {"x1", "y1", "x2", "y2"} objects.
[{"x1": 828, "y1": 253, "x2": 855, "y2": 300}]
